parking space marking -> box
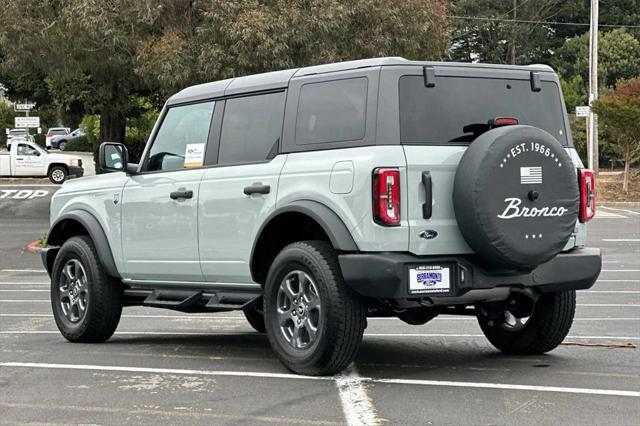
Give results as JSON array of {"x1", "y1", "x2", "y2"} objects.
[
  {"x1": 601, "y1": 269, "x2": 640, "y2": 272},
  {"x1": 0, "y1": 313, "x2": 637, "y2": 321},
  {"x1": 1, "y1": 331, "x2": 638, "y2": 340},
  {"x1": 577, "y1": 303, "x2": 640, "y2": 307},
  {"x1": 335, "y1": 366, "x2": 378, "y2": 426},
  {"x1": 600, "y1": 206, "x2": 640, "y2": 216},
  {"x1": 1, "y1": 362, "x2": 638, "y2": 398},
  {"x1": 602, "y1": 239, "x2": 640, "y2": 242},
  {"x1": 582, "y1": 290, "x2": 640, "y2": 294},
  {"x1": 0, "y1": 289, "x2": 47, "y2": 292},
  {"x1": 0, "y1": 269, "x2": 47, "y2": 273},
  {"x1": 598, "y1": 279, "x2": 640, "y2": 282},
  {"x1": 0, "y1": 282, "x2": 48, "y2": 285}
]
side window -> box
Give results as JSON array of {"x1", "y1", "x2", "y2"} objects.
[
  {"x1": 146, "y1": 101, "x2": 215, "y2": 172},
  {"x1": 218, "y1": 91, "x2": 285, "y2": 165},
  {"x1": 295, "y1": 77, "x2": 368, "y2": 145},
  {"x1": 17, "y1": 144, "x2": 37, "y2": 156}
]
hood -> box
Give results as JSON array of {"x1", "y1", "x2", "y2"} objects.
[{"x1": 46, "y1": 152, "x2": 82, "y2": 163}]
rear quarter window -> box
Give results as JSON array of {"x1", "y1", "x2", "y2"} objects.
[
  {"x1": 399, "y1": 75, "x2": 568, "y2": 146},
  {"x1": 295, "y1": 77, "x2": 368, "y2": 145}
]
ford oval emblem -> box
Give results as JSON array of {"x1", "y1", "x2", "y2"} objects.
[{"x1": 419, "y1": 230, "x2": 438, "y2": 240}]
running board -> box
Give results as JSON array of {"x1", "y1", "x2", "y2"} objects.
[{"x1": 123, "y1": 288, "x2": 262, "y2": 313}]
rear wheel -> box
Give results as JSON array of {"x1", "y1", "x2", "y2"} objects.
[
  {"x1": 49, "y1": 166, "x2": 67, "y2": 184},
  {"x1": 59, "y1": 140, "x2": 67, "y2": 151},
  {"x1": 264, "y1": 241, "x2": 366, "y2": 375},
  {"x1": 51, "y1": 235, "x2": 122, "y2": 342},
  {"x1": 477, "y1": 290, "x2": 576, "y2": 354}
]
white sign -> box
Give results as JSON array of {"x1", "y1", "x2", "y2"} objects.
[
  {"x1": 184, "y1": 143, "x2": 205, "y2": 168},
  {"x1": 14, "y1": 116, "x2": 40, "y2": 128},
  {"x1": 14, "y1": 102, "x2": 36, "y2": 112},
  {"x1": 576, "y1": 106, "x2": 591, "y2": 117}
]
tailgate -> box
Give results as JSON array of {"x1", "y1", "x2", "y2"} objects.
[{"x1": 403, "y1": 145, "x2": 473, "y2": 256}]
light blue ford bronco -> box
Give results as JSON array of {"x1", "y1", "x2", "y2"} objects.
[{"x1": 43, "y1": 58, "x2": 601, "y2": 375}]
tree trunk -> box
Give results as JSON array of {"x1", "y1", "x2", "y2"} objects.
[
  {"x1": 623, "y1": 159, "x2": 629, "y2": 193},
  {"x1": 99, "y1": 110, "x2": 125, "y2": 144}
]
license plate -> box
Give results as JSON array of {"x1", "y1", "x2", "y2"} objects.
[{"x1": 408, "y1": 265, "x2": 450, "y2": 295}]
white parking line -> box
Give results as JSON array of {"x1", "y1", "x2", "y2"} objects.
[
  {"x1": 1, "y1": 269, "x2": 47, "y2": 273},
  {"x1": 335, "y1": 366, "x2": 378, "y2": 426},
  {"x1": 0, "y1": 362, "x2": 637, "y2": 398},
  {"x1": 582, "y1": 291, "x2": 640, "y2": 294},
  {"x1": 602, "y1": 239, "x2": 640, "y2": 242},
  {"x1": 0, "y1": 282, "x2": 48, "y2": 285},
  {"x1": 0, "y1": 313, "x2": 637, "y2": 321},
  {"x1": 600, "y1": 206, "x2": 640, "y2": 216},
  {"x1": 577, "y1": 304, "x2": 640, "y2": 307},
  {"x1": 0, "y1": 290, "x2": 48, "y2": 292},
  {"x1": 601, "y1": 270, "x2": 640, "y2": 272},
  {"x1": 598, "y1": 279, "x2": 640, "y2": 282},
  {"x1": 1, "y1": 331, "x2": 637, "y2": 340}
]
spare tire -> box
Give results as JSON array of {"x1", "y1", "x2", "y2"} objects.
[{"x1": 453, "y1": 125, "x2": 579, "y2": 270}]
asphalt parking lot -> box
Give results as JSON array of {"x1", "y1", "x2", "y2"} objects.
[{"x1": 0, "y1": 187, "x2": 638, "y2": 425}]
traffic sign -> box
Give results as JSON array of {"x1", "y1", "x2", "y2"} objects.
[
  {"x1": 576, "y1": 106, "x2": 590, "y2": 117},
  {"x1": 14, "y1": 116, "x2": 40, "y2": 128},
  {"x1": 14, "y1": 102, "x2": 36, "y2": 112}
]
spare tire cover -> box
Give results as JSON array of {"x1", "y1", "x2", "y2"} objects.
[{"x1": 453, "y1": 125, "x2": 579, "y2": 270}]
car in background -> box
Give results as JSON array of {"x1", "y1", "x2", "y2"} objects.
[
  {"x1": 6, "y1": 129, "x2": 34, "y2": 151},
  {"x1": 45, "y1": 127, "x2": 70, "y2": 148},
  {"x1": 50, "y1": 128, "x2": 85, "y2": 150}
]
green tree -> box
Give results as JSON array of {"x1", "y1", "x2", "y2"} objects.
[
  {"x1": 1, "y1": 0, "x2": 451, "y2": 149},
  {"x1": 592, "y1": 79, "x2": 640, "y2": 192}
]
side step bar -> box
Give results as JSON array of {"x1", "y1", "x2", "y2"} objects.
[{"x1": 123, "y1": 288, "x2": 262, "y2": 313}]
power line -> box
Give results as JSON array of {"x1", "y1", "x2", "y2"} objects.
[{"x1": 450, "y1": 15, "x2": 640, "y2": 29}]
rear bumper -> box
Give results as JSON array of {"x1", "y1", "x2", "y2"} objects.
[{"x1": 339, "y1": 247, "x2": 601, "y2": 299}]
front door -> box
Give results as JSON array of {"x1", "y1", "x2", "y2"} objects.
[
  {"x1": 14, "y1": 143, "x2": 45, "y2": 176},
  {"x1": 121, "y1": 100, "x2": 216, "y2": 282},
  {"x1": 199, "y1": 91, "x2": 287, "y2": 284}
]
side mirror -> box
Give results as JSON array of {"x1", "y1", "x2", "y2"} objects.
[{"x1": 99, "y1": 142, "x2": 129, "y2": 173}]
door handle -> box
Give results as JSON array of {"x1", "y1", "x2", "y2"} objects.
[
  {"x1": 243, "y1": 183, "x2": 270, "y2": 196},
  {"x1": 170, "y1": 189, "x2": 193, "y2": 200},
  {"x1": 422, "y1": 171, "x2": 432, "y2": 219}
]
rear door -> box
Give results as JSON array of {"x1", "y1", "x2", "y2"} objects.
[
  {"x1": 120, "y1": 100, "x2": 215, "y2": 282},
  {"x1": 198, "y1": 91, "x2": 287, "y2": 285},
  {"x1": 382, "y1": 66, "x2": 570, "y2": 256}
]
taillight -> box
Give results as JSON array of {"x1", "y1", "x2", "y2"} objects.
[
  {"x1": 489, "y1": 117, "x2": 519, "y2": 127},
  {"x1": 373, "y1": 168, "x2": 400, "y2": 226},
  {"x1": 579, "y1": 169, "x2": 596, "y2": 222}
]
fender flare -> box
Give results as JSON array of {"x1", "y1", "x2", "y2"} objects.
[
  {"x1": 46, "y1": 210, "x2": 121, "y2": 278},
  {"x1": 250, "y1": 200, "x2": 359, "y2": 281}
]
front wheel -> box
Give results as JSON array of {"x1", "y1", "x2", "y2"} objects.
[
  {"x1": 264, "y1": 241, "x2": 366, "y2": 376},
  {"x1": 49, "y1": 166, "x2": 68, "y2": 184},
  {"x1": 51, "y1": 235, "x2": 123, "y2": 342},
  {"x1": 59, "y1": 141, "x2": 67, "y2": 151},
  {"x1": 477, "y1": 290, "x2": 576, "y2": 355}
]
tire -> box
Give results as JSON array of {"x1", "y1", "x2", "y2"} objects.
[
  {"x1": 264, "y1": 241, "x2": 366, "y2": 376},
  {"x1": 49, "y1": 166, "x2": 68, "y2": 184},
  {"x1": 59, "y1": 141, "x2": 67, "y2": 151},
  {"x1": 477, "y1": 290, "x2": 576, "y2": 355},
  {"x1": 51, "y1": 235, "x2": 123, "y2": 343},
  {"x1": 244, "y1": 304, "x2": 266, "y2": 333}
]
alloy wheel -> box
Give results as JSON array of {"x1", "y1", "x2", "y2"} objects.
[
  {"x1": 58, "y1": 259, "x2": 89, "y2": 323},
  {"x1": 277, "y1": 270, "x2": 321, "y2": 350}
]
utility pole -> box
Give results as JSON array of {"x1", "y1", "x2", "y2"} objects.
[
  {"x1": 587, "y1": 0, "x2": 599, "y2": 174},
  {"x1": 511, "y1": 0, "x2": 517, "y2": 64}
]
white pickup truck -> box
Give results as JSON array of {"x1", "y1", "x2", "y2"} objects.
[{"x1": 0, "y1": 139, "x2": 84, "y2": 184}]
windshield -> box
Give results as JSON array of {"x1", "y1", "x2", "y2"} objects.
[{"x1": 399, "y1": 75, "x2": 568, "y2": 146}]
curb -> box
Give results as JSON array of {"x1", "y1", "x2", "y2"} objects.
[{"x1": 25, "y1": 240, "x2": 47, "y2": 253}]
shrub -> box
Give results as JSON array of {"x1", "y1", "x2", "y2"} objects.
[{"x1": 64, "y1": 135, "x2": 94, "y2": 152}]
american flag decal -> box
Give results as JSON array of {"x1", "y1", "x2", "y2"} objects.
[{"x1": 520, "y1": 166, "x2": 542, "y2": 184}]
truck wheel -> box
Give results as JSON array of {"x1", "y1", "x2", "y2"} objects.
[
  {"x1": 477, "y1": 290, "x2": 576, "y2": 354},
  {"x1": 264, "y1": 241, "x2": 366, "y2": 375},
  {"x1": 49, "y1": 166, "x2": 67, "y2": 184},
  {"x1": 244, "y1": 304, "x2": 266, "y2": 333},
  {"x1": 51, "y1": 235, "x2": 123, "y2": 343}
]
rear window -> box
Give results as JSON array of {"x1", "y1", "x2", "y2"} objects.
[
  {"x1": 49, "y1": 129, "x2": 68, "y2": 136},
  {"x1": 10, "y1": 130, "x2": 26, "y2": 135},
  {"x1": 399, "y1": 75, "x2": 568, "y2": 145},
  {"x1": 295, "y1": 77, "x2": 367, "y2": 145}
]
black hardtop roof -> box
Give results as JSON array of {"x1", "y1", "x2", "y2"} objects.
[{"x1": 168, "y1": 57, "x2": 555, "y2": 105}]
